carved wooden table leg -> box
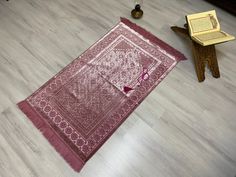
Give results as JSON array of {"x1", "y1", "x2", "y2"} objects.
[
  {"x1": 171, "y1": 25, "x2": 220, "y2": 82},
  {"x1": 192, "y1": 41, "x2": 220, "y2": 82},
  {"x1": 207, "y1": 45, "x2": 220, "y2": 78},
  {"x1": 192, "y1": 42, "x2": 206, "y2": 82}
]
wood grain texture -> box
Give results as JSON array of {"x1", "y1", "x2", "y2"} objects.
[{"x1": 0, "y1": 0, "x2": 236, "y2": 177}]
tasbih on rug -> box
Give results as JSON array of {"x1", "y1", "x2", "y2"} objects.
[{"x1": 18, "y1": 18, "x2": 186, "y2": 172}]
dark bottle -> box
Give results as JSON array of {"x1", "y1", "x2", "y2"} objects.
[{"x1": 131, "y1": 4, "x2": 143, "y2": 19}]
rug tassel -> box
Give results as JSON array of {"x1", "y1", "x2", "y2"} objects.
[
  {"x1": 17, "y1": 101, "x2": 84, "y2": 172},
  {"x1": 123, "y1": 86, "x2": 134, "y2": 93}
]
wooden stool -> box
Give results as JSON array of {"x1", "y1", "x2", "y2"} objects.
[{"x1": 171, "y1": 25, "x2": 220, "y2": 82}]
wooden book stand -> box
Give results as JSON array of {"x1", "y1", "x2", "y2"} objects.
[{"x1": 171, "y1": 24, "x2": 220, "y2": 82}]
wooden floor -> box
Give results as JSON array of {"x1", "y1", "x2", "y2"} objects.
[{"x1": 0, "y1": 0, "x2": 236, "y2": 176}]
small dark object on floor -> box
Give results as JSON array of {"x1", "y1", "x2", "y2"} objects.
[{"x1": 131, "y1": 4, "x2": 143, "y2": 19}]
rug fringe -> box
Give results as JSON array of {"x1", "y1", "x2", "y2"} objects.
[
  {"x1": 120, "y1": 17, "x2": 187, "y2": 61},
  {"x1": 17, "y1": 101, "x2": 84, "y2": 172}
]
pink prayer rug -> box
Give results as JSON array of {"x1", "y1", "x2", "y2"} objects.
[{"x1": 18, "y1": 18, "x2": 186, "y2": 172}]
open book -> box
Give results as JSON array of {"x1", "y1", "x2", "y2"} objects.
[{"x1": 186, "y1": 10, "x2": 235, "y2": 46}]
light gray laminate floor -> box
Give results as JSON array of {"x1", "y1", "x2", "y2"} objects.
[{"x1": 0, "y1": 0, "x2": 236, "y2": 177}]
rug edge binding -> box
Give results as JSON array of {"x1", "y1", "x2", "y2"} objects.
[{"x1": 120, "y1": 17, "x2": 187, "y2": 61}]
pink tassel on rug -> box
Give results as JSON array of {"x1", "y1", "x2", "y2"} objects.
[{"x1": 123, "y1": 86, "x2": 134, "y2": 93}]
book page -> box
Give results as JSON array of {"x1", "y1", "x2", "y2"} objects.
[
  {"x1": 190, "y1": 16, "x2": 213, "y2": 33},
  {"x1": 195, "y1": 31, "x2": 227, "y2": 41}
]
